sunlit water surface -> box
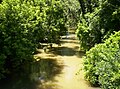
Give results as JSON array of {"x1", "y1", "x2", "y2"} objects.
[{"x1": 0, "y1": 31, "x2": 101, "y2": 89}]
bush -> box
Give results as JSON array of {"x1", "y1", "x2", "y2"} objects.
[
  {"x1": 83, "y1": 31, "x2": 120, "y2": 89},
  {"x1": 0, "y1": 0, "x2": 38, "y2": 79},
  {"x1": 0, "y1": 0, "x2": 67, "y2": 79},
  {"x1": 76, "y1": 0, "x2": 120, "y2": 51}
]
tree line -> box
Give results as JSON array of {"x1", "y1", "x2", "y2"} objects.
[
  {"x1": 76, "y1": 0, "x2": 120, "y2": 88},
  {"x1": 1, "y1": 0, "x2": 120, "y2": 88},
  {"x1": 0, "y1": 0, "x2": 69, "y2": 79}
]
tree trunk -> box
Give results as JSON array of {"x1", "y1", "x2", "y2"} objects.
[
  {"x1": 78, "y1": 0, "x2": 86, "y2": 18},
  {"x1": 87, "y1": 0, "x2": 92, "y2": 13}
]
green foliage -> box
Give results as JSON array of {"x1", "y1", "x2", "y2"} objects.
[
  {"x1": 83, "y1": 31, "x2": 120, "y2": 88},
  {"x1": 76, "y1": 0, "x2": 120, "y2": 51},
  {"x1": 76, "y1": 19, "x2": 91, "y2": 50},
  {"x1": 0, "y1": 0, "x2": 38, "y2": 79},
  {"x1": 62, "y1": 0, "x2": 80, "y2": 28},
  {"x1": 0, "y1": 0, "x2": 67, "y2": 79},
  {"x1": 76, "y1": 11, "x2": 101, "y2": 51},
  {"x1": 43, "y1": 0, "x2": 67, "y2": 43}
]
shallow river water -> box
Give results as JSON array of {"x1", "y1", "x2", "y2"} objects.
[
  {"x1": 36, "y1": 31, "x2": 101, "y2": 89},
  {"x1": 0, "y1": 31, "x2": 101, "y2": 89}
]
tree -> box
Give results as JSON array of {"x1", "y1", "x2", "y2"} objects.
[
  {"x1": 83, "y1": 31, "x2": 120, "y2": 88},
  {"x1": 62, "y1": 0, "x2": 80, "y2": 28},
  {"x1": 78, "y1": 0, "x2": 86, "y2": 18},
  {"x1": 0, "y1": 0, "x2": 67, "y2": 79},
  {"x1": 76, "y1": 0, "x2": 120, "y2": 51}
]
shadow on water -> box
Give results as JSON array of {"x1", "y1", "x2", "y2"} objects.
[
  {"x1": 0, "y1": 59, "x2": 64, "y2": 89},
  {"x1": 49, "y1": 47, "x2": 76, "y2": 56},
  {"x1": 60, "y1": 39, "x2": 79, "y2": 44},
  {"x1": 76, "y1": 51, "x2": 85, "y2": 58},
  {"x1": 48, "y1": 47, "x2": 85, "y2": 58}
]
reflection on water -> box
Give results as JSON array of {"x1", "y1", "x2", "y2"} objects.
[
  {"x1": 0, "y1": 31, "x2": 98, "y2": 89},
  {"x1": 0, "y1": 59, "x2": 63, "y2": 89},
  {"x1": 49, "y1": 47, "x2": 76, "y2": 56}
]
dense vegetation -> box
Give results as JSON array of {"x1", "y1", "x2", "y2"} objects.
[
  {"x1": 83, "y1": 31, "x2": 120, "y2": 88},
  {"x1": 0, "y1": 0, "x2": 67, "y2": 79},
  {"x1": 62, "y1": 0, "x2": 80, "y2": 28},
  {"x1": 76, "y1": 0, "x2": 120, "y2": 89},
  {"x1": 0, "y1": 0, "x2": 120, "y2": 88},
  {"x1": 77, "y1": 0, "x2": 120, "y2": 51}
]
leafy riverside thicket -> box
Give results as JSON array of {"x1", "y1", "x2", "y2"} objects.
[
  {"x1": 0, "y1": 0, "x2": 67, "y2": 79},
  {"x1": 83, "y1": 31, "x2": 120, "y2": 89},
  {"x1": 62, "y1": 0, "x2": 80, "y2": 28},
  {"x1": 76, "y1": 0, "x2": 120, "y2": 88},
  {"x1": 76, "y1": 0, "x2": 120, "y2": 51}
]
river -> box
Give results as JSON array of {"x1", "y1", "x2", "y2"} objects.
[{"x1": 0, "y1": 30, "x2": 101, "y2": 89}]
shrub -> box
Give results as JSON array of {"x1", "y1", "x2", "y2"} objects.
[
  {"x1": 83, "y1": 31, "x2": 120, "y2": 89},
  {"x1": 76, "y1": 0, "x2": 120, "y2": 51},
  {"x1": 0, "y1": 0, "x2": 38, "y2": 79},
  {"x1": 0, "y1": 0, "x2": 67, "y2": 79}
]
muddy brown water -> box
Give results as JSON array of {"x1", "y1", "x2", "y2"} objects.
[
  {"x1": 0, "y1": 31, "x2": 101, "y2": 89},
  {"x1": 35, "y1": 32, "x2": 101, "y2": 89}
]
